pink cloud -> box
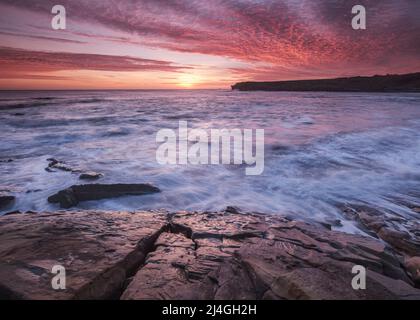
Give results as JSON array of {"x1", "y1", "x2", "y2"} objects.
[
  {"x1": 1, "y1": 0, "x2": 419, "y2": 83},
  {"x1": 0, "y1": 46, "x2": 190, "y2": 77}
]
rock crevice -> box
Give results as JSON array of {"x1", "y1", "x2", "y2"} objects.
[{"x1": 0, "y1": 210, "x2": 419, "y2": 300}]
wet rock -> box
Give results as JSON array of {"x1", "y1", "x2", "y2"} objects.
[
  {"x1": 358, "y1": 210, "x2": 386, "y2": 232},
  {"x1": 339, "y1": 205, "x2": 420, "y2": 257},
  {"x1": 46, "y1": 159, "x2": 103, "y2": 180},
  {"x1": 0, "y1": 211, "x2": 167, "y2": 299},
  {"x1": 270, "y1": 144, "x2": 291, "y2": 153},
  {"x1": 26, "y1": 189, "x2": 42, "y2": 194},
  {"x1": 47, "y1": 158, "x2": 59, "y2": 166},
  {"x1": 48, "y1": 184, "x2": 161, "y2": 208},
  {"x1": 318, "y1": 218, "x2": 343, "y2": 231},
  {"x1": 48, "y1": 189, "x2": 78, "y2": 209},
  {"x1": 123, "y1": 211, "x2": 420, "y2": 300},
  {"x1": 404, "y1": 257, "x2": 420, "y2": 285},
  {"x1": 79, "y1": 172, "x2": 103, "y2": 180},
  {"x1": 1, "y1": 210, "x2": 420, "y2": 300},
  {"x1": 3, "y1": 210, "x2": 21, "y2": 216},
  {"x1": 325, "y1": 218, "x2": 343, "y2": 227},
  {"x1": 0, "y1": 193, "x2": 15, "y2": 209},
  {"x1": 46, "y1": 158, "x2": 81, "y2": 173},
  {"x1": 378, "y1": 227, "x2": 420, "y2": 257},
  {"x1": 225, "y1": 206, "x2": 241, "y2": 214},
  {"x1": 52, "y1": 163, "x2": 79, "y2": 173}
]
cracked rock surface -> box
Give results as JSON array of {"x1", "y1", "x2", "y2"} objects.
[
  {"x1": 0, "y1": 210, "x2": 419, "y2": 300},
  {"x1": 0, "y1": 211, "x2": 166, "y2": 299}
]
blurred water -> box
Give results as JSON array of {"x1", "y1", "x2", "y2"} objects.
[{"x1": 1, "y1": 90, "x2": 419, "y2": 231}]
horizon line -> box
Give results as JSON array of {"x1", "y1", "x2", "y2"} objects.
[
  {"x1": 2, "y1": 71, "x2": 420, "y2": 92},
  {"x1": 0, "y1": 88, "x2": 228, "y2": 92}
]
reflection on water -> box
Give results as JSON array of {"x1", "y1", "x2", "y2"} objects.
[{"x1": 1, "y1": 90, "x2": 420, "y2": 232}]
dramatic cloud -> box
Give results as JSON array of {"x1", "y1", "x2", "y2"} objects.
[
  {"x1": 0, "y1": 47, "x2": 189, "y2": 76},
  {"x1": 0, "y1": 31, "x2": 86, "y2": 44},
  {"x1": 0, "y1": 0, "x2": 419, "y2": 87}
]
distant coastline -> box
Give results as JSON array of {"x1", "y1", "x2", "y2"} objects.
[{"x1": 231, "y1": 72, "x2": 420, "y2": 92}]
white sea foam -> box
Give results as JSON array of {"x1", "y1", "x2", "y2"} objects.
[{"x1": 1, "y1": 90, "x2": 419, "y2": 233}]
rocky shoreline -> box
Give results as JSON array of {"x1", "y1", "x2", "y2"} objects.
[{"x1": 0, "y1": 209, "x2": 419, "y2": 300}]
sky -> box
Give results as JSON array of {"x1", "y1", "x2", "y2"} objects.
[{"x1": 0, "y1": 0, "x2": 419, "y2": 90}]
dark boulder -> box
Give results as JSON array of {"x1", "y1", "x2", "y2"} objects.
[
  {"x1": 3, "y1": 210, "x2": 21, "y2": 216},
  {"x1": 79, "y1": 172, "x2": 103, "y2": 180},
  {"x1": 46, "y1": 158, "x2": 81, "y2": 173},
  {"x1": 0, "y1": 194, "x2": 15, "y2": 209},
  {"x1": 48, "y1": 184, "x2": 161, "y2": 208},
  {"x1": 225, "y1": 206, "x2": 241, "y2": 214}
]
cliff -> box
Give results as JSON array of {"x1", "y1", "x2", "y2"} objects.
[{"x1": 231, "y1": 72, "x2": 420, "y2": 92}]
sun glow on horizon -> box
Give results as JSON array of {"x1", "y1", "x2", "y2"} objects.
[{"x1": 177, "y1": 74, "x2": 204, "y2": 88}]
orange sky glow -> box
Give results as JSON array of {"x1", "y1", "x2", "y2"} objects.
[{"x1": 0, "y1": 0, "x2": 419, "y2": 90}]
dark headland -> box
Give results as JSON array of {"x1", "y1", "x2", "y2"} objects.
[{"x1": 232, "y1": 72, "x2": 420, "y2": 92}]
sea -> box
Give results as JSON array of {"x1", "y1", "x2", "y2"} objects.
[{"x1": 1, "y1": 90, "x2": 419, "y2": 233}]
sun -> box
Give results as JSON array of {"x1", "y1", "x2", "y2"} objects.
[{"x1": 178, "y1": 74, "x2": 201, "y2": 88}]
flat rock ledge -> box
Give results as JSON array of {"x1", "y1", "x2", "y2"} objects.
[
  {"x1": 0, "y1": 210, "x2": 419, "y2": 300},
  {"x1": 47, "y1": 184, "x2": 161, "y2": 209}
]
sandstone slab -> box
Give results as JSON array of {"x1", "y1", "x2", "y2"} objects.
[
  {"x1": 122, "y1": 211, "x2": 420, "y2": 300},
  {"x1": 0, "y1": 211, "x2": 167, "y2": 299},
  {"x1": 339, "y1": 204, "x2": 420, "y2": 263},
  {"x1": 1, "y1": 210, "x2": 419, "y2": 300}
]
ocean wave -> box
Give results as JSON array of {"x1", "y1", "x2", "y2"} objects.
[{"x1": 1, "y1": 90, "x2": 420, "y2": 232}]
